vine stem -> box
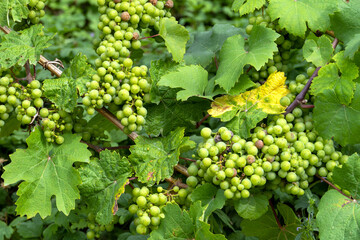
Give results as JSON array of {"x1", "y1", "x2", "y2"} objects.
[
  {"x1": 196, "y1": 113, "x2": 210, "y2": 128},
  {"x1": 315, "y1": 174, "x2": 352, "y2": 200},
  {"x1": 174, "y1": 164, "x2": 189, "y2": 177},
  {"x1": 80, "y1": 141, "x2": 131, "y2": 153},
  {"x1": 285, "y1": 38, "x2": 339, "y2": 115},
  {"x1": 180, "y1": 157, "x2": 196, "y2": 162},
  {"x1": 269, "y1": 199, "x2": 283, "y2": 229},
  {"x1": 165, "y1": 177, "x2": 188, "y2": 189},
  {"x1": 140, "y1": 33, "x2": 159, "y2": 40}
]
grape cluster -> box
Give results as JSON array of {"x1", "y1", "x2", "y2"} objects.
[
  {"x1": 84, "y1": 0, "x2": 174, "y2": 133},
  {"x1": 187, "y1": 117, "x2": 348, "y2": 199},
  {"x1": 28, "y1": 0, "x2": 47, "y2": 24},
  {"x1": 246, "y1": 10, "x2": 305, "y2": 82},
  {"x1": 279, "y1": 68, "x2": 316, "y2": 107},
  {"x1": 127, "y1": 185, "x2": 189, "y2": 235}
]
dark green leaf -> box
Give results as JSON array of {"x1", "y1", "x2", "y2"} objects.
[{"x1": 234, "y1": 193, "x2": 270, "y2": 220}]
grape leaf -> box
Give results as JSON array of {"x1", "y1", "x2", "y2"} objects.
[
  {"x1": 317, "y1": 190, "x2": 360, "y2": 240},
  {"x1": 1, "y1": 127, "x2": 91, "y2": 218},
  {"x1": 332, "y1": 153, "x2": 360, "y2": 199},
  {"x1": 302, "y1": 34, "x2": 333, "y2": 67},
  {"x1": 0, "y1": 0, "x2": 29, "y2": 26},
  {"x1": 145, "y1": 101, "x2": 209, "y2": 136},
  {"x1": 0, "y1": 221, "x2": 13, "y2": 240},
  {"x1": 190, "y1": 183, "x2": 226, "y2": 220},
  {"x1": 78, "y1": 150, "x2": 131, "y2": 225},
  {"x1": 330, "y1": 0, "x2": 360, "y2": 58},
  {"x1": 129, "y1": 128, "x2": 194, "y2": 185},
  {"x1": 311, "y1": 63, "x2": 355, "y2": 104},
  {"x1": 214, "y1": 25, "x2": 279, "y2": 91},
  {"x1": 234, "y1": 193, "x2": 270, "y2": 220},
  {"x1": 184, "y1": 24, "x2": 242, "y2": 67},
  {"x1": 209, "y1": 71, "x2": 289, "y2": 118},
  {"x1": 267, "y1": 0, "x2": 338, "y2": 37},
  {"x1": 226, "y1": 107, "x2": 267, "y2": 138},
  {"x1": 333, "y1": 51, "x2": 359, "y2": 81},
  {"x1": 148, "y1": 203, "x2": 195, "y2": 240},
  {"x1": 0, "y1": 113, "x2": 21, "y2": 137},
  {"x1": 42, "y1": 77, "x2": 78, "y2": 112},
  {"x1": 232, "y1": 0, "x2": 267, "y2": 16},
  {"x1": 159, "y1": 18, "x2": 190, "y2": 62},
  {"x1": 195, "y1": 221, "x2": 227, "y2": 240},
  {"x1": 158, "y1": 65, "x2": 209, "y2": 101},
  {"x1": 241, "y1": 203, "x2": 301, "y2": 239},
  {"x1": 149, "y1": 59, "x2": 181, "y2": 104},
  {"x1": 0, "y1": 24, "x2": 54, "y2": 68},
  {"x1": 313, "y1": 84, "x2": 360, "y2": 146},
  {"x1": 62, "y1": 53, "x2": 96, "y2": 96},
  {"x1": 15, "y1": 216, "x2": 43, "y2": 238}
]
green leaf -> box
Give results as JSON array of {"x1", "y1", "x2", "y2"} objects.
[
  {"x1": 232, "y1": 0, "x2": 267, "y2": 16},
  {"x1": 0, "y1": 113, "x2": 21, "y2": 137},
  {"x1": 78, "y1": 150, "x2": 131, "y2": 225},
  {"x1": 145, "y1": 101, "x2": 209, "y2": 136},
  {"x1": 190, "y1": 183, "x2": 226, "y2": 220},
  {"x1": 159, "y1": 18, "x2": 190, "y2": 62},
  {"x1": 303, "y1": 35, "x2": 333, "y2": 67},
  {"x1": 16, "y1": 216, "x2": 43, "y2": 238},
  {"x1": 317, "y1": 190, "x2": 360, "y2": 240},
  {"x1": 2, "y1": 127, "x2": 91, "y2": 218},
  {"x1": 0, "y1": 0, "x2": 29, "y2": 26},
  {"x1": 129, "y1": 128, "x2": 192, "y2": 185},
  {"x1": 241, "y1": 203, "x2": 301, "y2": 240},
  {"x1": 62, "y1": 53, "x2": 96, "y2": 96},
  {"x1": 0, "y1": 221, "x2": 13, "y2": 240},
  {"x1": 226, "y1": 107, "x2": 268, "y2": 139},
  {"x1": 184, "y1": 24, "x2": 242, "y2": 67},
  {"x1": 311, "y1": 63, "x2": 355, "y2": 104},
  {"x1": 332, "y1": 153, "x2": 360, "y2": 199},
  {"x1": 214, "y1": 25, "x2": 279, "y2": 91},
  {"x1": 330, "y1": 1, "x2": 360, "y2": 58},
  {"x1": 313, "y1": 84, "x2": 360, "y2": 146},
  {"x1": 0, "y1": 24, "x2": 54, "y2": 68},
  {"x1": 268, "y1": 0, "x2": 338, "y2": 37},
  {"x1": 158, "y1": 65, "x2": 209, "y2": 101},
  {"x1": 333, "y1": 51, "x2": 359, "y2": 81},
  {"x1": 148, "y1": 203, "x2": 195, "y2": 240},
  {"x1": 149, "y1": 59, "x2": 181, "y2": 104},
  {"x1": 42, "y1": 77, "x2": 78, "y2": 112},
  {"x1": 195, "y1": 221, "x2": 227, "y2": 240},
  {"x1": 234, "y1": 193, "x2": 270, "y2": 220}
]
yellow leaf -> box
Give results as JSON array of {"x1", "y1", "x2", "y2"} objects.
[{"x1": 208, "y1": 72, "x2": 289, "y2": 117}]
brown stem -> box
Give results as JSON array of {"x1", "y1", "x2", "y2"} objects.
[
  {"x1": 140, "y1": 34, "x2": 160, "y2": 40},
  {"x1": 96, "y1": 107, "x2": 139, "y2": 141},
  {"x1": 180, "y1": 157, "x2": 196, "y2": 162},
  {"x1": 196, "y1": 113, "x2": 210, "y2": 128},
  {"x1": 300, "y1": 104, "x2": 314, "y2": 109},
  {"x1": 174, "y1": 164, "x2": 189, "y2": 177},
  {"x1": 269, "y1": 199, "x2": 283, "y2": 229},
  {"x1": 285, "y1": 38, "x2": 339, "y2": 115},
  {"x1": 81, "y1": 140, "x2": 102, "y2": 153},
  {"x1": 214, "y1": 56, "x2": 219, "y2": 70},
  {"x1": 315, "y1": 174, "x2": 352, "y2": 200},
  {"x1": 24, "y1": 61, "x2": 33, "y2": 83},
  {"x1": 165, "y1": 177, "x2": 188, "y2": 189},
  {"x1": 103, "y1": 145, "x2": 131, "y2": 150}
]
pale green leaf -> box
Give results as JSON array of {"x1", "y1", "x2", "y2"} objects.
[
  {"x1": 42, "y1": 77, "x2": 78, "y2": 112},
  {"x1": 158, "y1": 65, "x2": 209, "y2": 101},
  {"x1": 232, "y1": 0, "x2": 267, "y2": 16},
  {"x1": 195, "y1": 221, "x2": 227, "y2": 240},
  {"x1": 330, "y1": 1, "x2": 360, "y2": 58},
  {"x1": 332, "y1": 153, "x2": 360, "y2": 199},
  {"x1": 0, "y1": 221, "x2": 13, "y2": 240},
  {"x1": 333, "y1": 51, "x2": 359, "y2": 81},
  {"x1": 303, "y1": 35, "x2": 333, "y2": 67},
  {"x1": 0, "y1": 24, "x2": 54, "y2": 68},
  {"x1": 268, "y1": 0, "x2": 338, "y2": 37},
  {"x1": 234, "y1": 193, "x2": 270, "y2": 220},
  {"x1": 159, "y1": 18, "x2": 190, "y2": 62},
  {"x1": 129, "y1": 128, "x2": 193, "y2": 185},
  {"x1": 79, "y1": 150, "x2": 131, "y2": 225},
  {"x1": 313, "y1": 84, "x2": 360, "y2": 146},
  {"x1": 317, "y1": 190, "x2": 360, "y2": 240},
  {"x1": 149, "y1": 203, "x2": 195, "y2": 240},
  {"x1": 214, "y1": 25, "x2": 279, "y2": 91},
  {"x1": 0, "y1": 0, "x2": 29, "y2": 26},
  {"x1": 2, "y1": 127, "x2": 91, "y2": 218},
  {"x1": 63, "y1": 53, "x2": 96, "y2": 96}
]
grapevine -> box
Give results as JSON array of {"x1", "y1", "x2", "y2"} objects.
[{"x1": 1, "y1": 0, "x2": 360, "y2": 240}]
